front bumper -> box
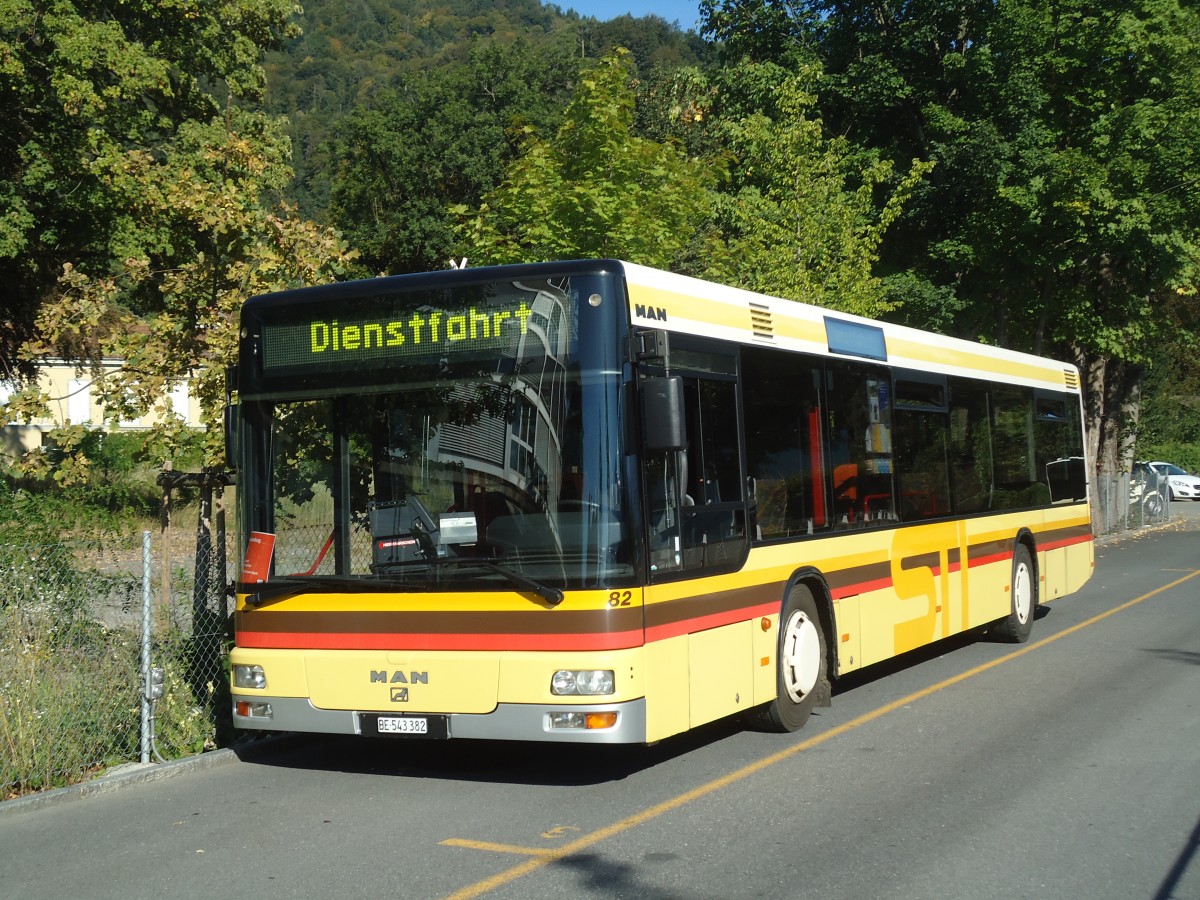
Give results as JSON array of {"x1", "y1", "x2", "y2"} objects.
[{"x1": 232, "y1": 695, "x2": 648, "y2": 744}]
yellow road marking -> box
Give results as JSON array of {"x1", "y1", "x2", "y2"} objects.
[
  {"x1": 440, "y1": 568, "x2": 1200, "y2": 900},
  {"x1": 441, "y1": 839, "x2": 557, "y2": 858}
]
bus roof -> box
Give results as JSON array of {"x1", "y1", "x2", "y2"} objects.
[{"x1": 620, "y1": 261, "x2": 1081, "y2": 393}]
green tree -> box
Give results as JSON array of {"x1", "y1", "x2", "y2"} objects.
[
  {"x1": 265, "y1": 1, "x2": 706, "y2": 220},
  {"x1": 327, "y1": 38, "x2": 578, "y2": 276},
  {"x1": 455, "y1": 48, "x2": 718, "y2": 269},
  {"x1": 699, "y1": 0, "x2": 819, "y2": 66},
  {"x1": 990, "y1": 0, "x2": 1200, "y2": 474},
  {"x1": 702, "y1": 61, "x2": 931, "y2": 316},
  {"x1": 8, "y1": 115, "x2": 356, "y2": 478},
  {"x1": 0, "y1": 0, "x2": 302, "y2": 380},
  {"x1": 0, "y1": 1, "x2": 355, "y2": 475},
  {"x1": 707, "y1": 0, "x2": 1200, "y2": 474}
]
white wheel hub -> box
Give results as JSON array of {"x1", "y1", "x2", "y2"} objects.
[
  {"x1": 781, "y1": 610, "x2": 821, "y2": 703},
  {"x1": 1013, "y1": 561, "x2": 1032, "y2": 624}
]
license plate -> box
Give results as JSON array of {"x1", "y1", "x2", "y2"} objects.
[
  {"x1": 378, "y1": 715, "x2": 427, "y2": 735},
  {"x1": 362, "y1": 713, "x2": 449, "y2": 739}
]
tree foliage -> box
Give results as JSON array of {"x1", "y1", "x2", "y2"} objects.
[
  {"x1": 456, "y1": 45, "x2": 928, "y2": 313},
  {"x1": 702, "y1": 61, "x2": 932, "y2": 316},
  {"x1": 455, "y1": 49, "x2": 718, "y2": 269},
  {"x1": 0, "y1": 0, "x2": 354, "y2": 476},
  {"x1": 704, "y1": 0, "x2": 1200, "y2": 471},
  {"x1": 327, "y1": 38, "x2": 578, "y2": 276},
  {"x1": 265, "y1": 0, "x2": 707, "y2": 217},
  {"x1": 0, "y1": 0, "x2": 303, "y2": 380},
  {"x1": 8, "y1": 115, "x2": 355, "y2": 478}
]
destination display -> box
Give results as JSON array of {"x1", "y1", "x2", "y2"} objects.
[{"x1": 260, "y1": 294, "x2": 536, "y2": 374}]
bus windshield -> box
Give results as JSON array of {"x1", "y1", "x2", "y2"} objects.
[{"x1": 238, "y1": 273, "x2": 632, "y2": 592}]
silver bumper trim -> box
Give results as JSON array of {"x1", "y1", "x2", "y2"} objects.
[{"x1": 232, "y1": 696, "x2": 648, "y2": 744}]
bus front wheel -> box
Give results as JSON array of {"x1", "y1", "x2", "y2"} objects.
[
  {"x1": 749, "y1": 584, "x2": 829, "y2": 733},
  {"x1": 992, "y1": 543, "x2": 1035, "y2": 643}
]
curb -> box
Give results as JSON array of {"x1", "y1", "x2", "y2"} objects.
[
  {"x1": 0, "y1": 748, "x2": 239, "y2": 820},
  {"x1": 1094, "y1": 514, "x2": 1193, "y2": 548},
  {"x1": 0, "y1": 735, "x2": 297, "y2": 820}
]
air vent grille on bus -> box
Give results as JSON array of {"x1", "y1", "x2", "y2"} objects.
[
  {"x1": 750, "y1": 302, "x2": 774, "y2": 340},
  {"x1": 1063, "y1": 368, "x2": 1080, "y2": 390}
]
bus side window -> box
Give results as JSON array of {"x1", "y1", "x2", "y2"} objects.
[
  {"x1": 991, "y1": 385, "x2": 1050, "y2": 508},
  {"x1": 893, "y1": 376, "x2": 951, "y2": 522},
  {"x1": 1034, "y1": 392, "x2": 1086, "y2": 502},
  {"x1": 948, "y1": 378, "x2": 994, "y2": 513},
  {"x1": 825, "y1": 361, "x2": 895, "y2": 526},
  {"x1": 742, "y1": 348, "x2": 825, "y2": 539}
]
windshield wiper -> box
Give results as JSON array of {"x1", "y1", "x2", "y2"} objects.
[
  {"x1": 241, "y1": 574, "x2": 432, "y2": 608},
  {"x1": 241, "y1": 577, "x2": 330, "y2": 607},
  {"x1": 376, "y1": 556, "x2": 563, "y2": 605},
  {"x1": 473, "y1": 560, "x2": 564, "y2": 606}
]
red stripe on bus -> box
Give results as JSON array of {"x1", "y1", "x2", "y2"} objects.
[
  {"x1": 967, "y1": 551, "x2": 1012, "y2": 569},
  {"x1": 829, "y1": 576, "x2": 893, "y2": 599},
  {"x1": 1038, "y1": 533, "x2": 1094, "y2": 552}
]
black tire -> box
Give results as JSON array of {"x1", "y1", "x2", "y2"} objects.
[
  {"x1": 747, "y1": 583, "x2": 829, "y2": 732},
  {"x1": 992, "y1": 543, "x2": 1035, "y2": 643}
]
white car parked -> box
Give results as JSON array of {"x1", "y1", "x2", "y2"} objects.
[{"x1": 1145, "y1": 461, "x2": 1200, "y2": 501}]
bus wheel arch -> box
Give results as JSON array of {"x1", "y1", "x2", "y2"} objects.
[
  {"x1": 747, "y1": 573, "x2": 834, "y2": 733},
  {"x1": 992, "y1": 532, "x2": 1038, "y2": 643}
]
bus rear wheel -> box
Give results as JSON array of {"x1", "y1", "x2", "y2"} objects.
[
  {"x1": 992, "y1": 543, "x2": 1035, "y2": 643},
  {"x1": 748, "y1": 584, "x2": 828, "y2": 733}
]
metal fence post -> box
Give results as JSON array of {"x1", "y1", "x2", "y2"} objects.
[{"x1": 140, "y1": 529, "x2": 152, "y2": 765}]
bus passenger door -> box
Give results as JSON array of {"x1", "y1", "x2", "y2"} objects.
[
  {"x1": 640, "y1": 352, "x2": 753, "y2": 734},
  {"x1": 641, "y1": 360, "x2": 748, "y2": 577}
]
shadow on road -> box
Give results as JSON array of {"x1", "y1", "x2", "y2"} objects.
[
  {"x1": 831, "y1": 604, "x2": 1050, "y2": 698},
  {"x1": 233, "y1": 714, "x2": 748, "y2": 787}
]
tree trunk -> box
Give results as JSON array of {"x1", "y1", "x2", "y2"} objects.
[
  {"x1": 1074, "y1": 344, "x2": 1105, "y2": 472},
  {"x1": 1118, "y1": 364, "x2": 1144, "y2": 470}
]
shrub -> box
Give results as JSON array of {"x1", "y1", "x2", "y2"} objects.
[{"x1": 0, "y1": 606, "x2": 140, "y2": 796}]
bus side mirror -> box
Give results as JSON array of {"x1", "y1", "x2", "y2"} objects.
[{"x1": 641, "y1": 376, "x2": 686, "y2": 452}]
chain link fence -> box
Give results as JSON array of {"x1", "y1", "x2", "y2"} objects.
[
  {"x1": 0, "y1": 468, "x2": 1176, "y2": 800},
  {"x1": 1092, "y1": 470, "x2": 1172, "y2": 537},
  {"x1": 1, "y1": 477, "x2": 233, "y2": 800}
]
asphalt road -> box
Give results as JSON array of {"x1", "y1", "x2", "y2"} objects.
[{"x1": 3, "y1": 515, "x2": 1199, "y2": 900}]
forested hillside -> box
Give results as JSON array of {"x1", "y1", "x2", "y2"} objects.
[{"x1": 262, "y1": 0, "x2": 708, "y2": 220}]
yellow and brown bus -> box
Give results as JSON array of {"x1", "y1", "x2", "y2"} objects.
[{"x1": 229, "y1": 260, "x2": 1093, "y2": 743}]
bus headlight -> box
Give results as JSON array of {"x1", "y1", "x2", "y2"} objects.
[
  {"x1": 551, "y1": 669, "x2": 614, "y2": 696},
  {"x1": 233, "y1": 664, "x2": 267, "y2": 689}
]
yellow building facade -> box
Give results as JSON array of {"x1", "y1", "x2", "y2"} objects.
[{"x1": 1, "y1": 358, "x2": 201, "y2": 456}]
